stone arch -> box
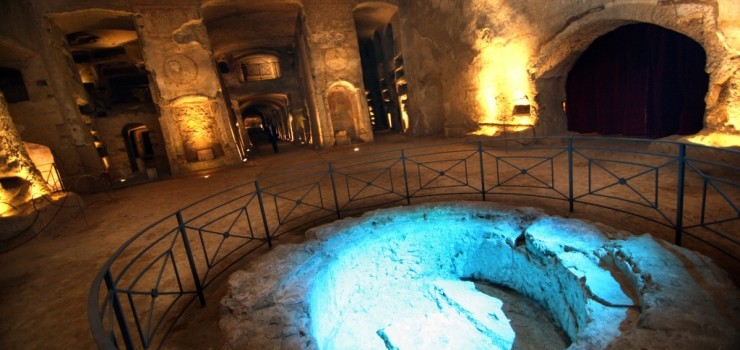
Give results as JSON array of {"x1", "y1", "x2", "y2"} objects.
[
  {"x1": 171, "y1": 96, "x2": 224, "y2": 163},
  {"x1": 326, "y1": 81, "x2": 363, "y2": 145},
  {"x1": 353, "y1": 1, "x2": 401, "y2": 134},
  {"x1": 566, "y1": 23, "x2": 708, "y2": 137},
  {"x1": 530, "y1": 3, "x2": 734, "y2": 135},
  {"x1": 121, "y1": 123, "x2": 152, "y2": 173},
  {"x1": 239, "y1": 94, "x2": 294, "y2": 151}
]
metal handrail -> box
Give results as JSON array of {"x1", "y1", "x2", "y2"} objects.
[{"x1": 88, "y1": 137, "x2": 739, "y2": 349}]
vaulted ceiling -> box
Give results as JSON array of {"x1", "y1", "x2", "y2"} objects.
[{"x1": 202, "y1": 0, "x2": 303, "y2": 59}]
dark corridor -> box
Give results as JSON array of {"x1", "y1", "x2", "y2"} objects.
[{"x1": 566, "y1": 23, "x2": 708, "y2": 138}]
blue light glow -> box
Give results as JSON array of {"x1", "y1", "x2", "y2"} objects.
[
  {"x1": 221, "y1": 202, "x2": 740, "y2": 350},
  {"x1": 306, "y1": 203, "x2": 626, "y2": 349}
]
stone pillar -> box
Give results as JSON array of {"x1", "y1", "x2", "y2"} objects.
[
  {"x1": 133, "y1": 0, "x2": 241, "y2": 174},
  {"x1": 302, "y1": 0, "x2": 373, "y2": 147},
  {"x1": 12, "y1": 1, "x2": 106, "y2": 191},
  {"x1": 0, "y1": 92, "x2": 50, "y2": 217}
]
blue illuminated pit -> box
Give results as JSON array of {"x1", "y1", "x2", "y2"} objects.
[{"x1": 220, "y1": 202, "x2": 740, "y2": 350}]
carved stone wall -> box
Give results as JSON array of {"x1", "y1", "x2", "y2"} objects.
[
  {"x1": 133, "y1": 2, "x2": 240, "y2": 174},
  {"x1": 399, "y1": 0, "x2": 740, "y2": 137},
  {"x1": 327, "y1": 83, "x2": 360, "y2": 144},
  {"x1": 302, "y1": 0, "x2": 373, "y2": 146},
  {"x1": 1, "y1": 1, "x2": 106, "y2": 191},
  {"x1": 171, "y1": 97, "x2": 224, "y2": 163},
  {"x1": 0, "y1": 92, "x2": 50, "y2": 216}
]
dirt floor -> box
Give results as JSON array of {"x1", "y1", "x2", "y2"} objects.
[{"x1": 0, "y1": 133, "x2": 736, "y2": 349}]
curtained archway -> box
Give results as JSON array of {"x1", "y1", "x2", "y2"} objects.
[{"x1": 566, "y1": 23, "x2": 708, "y2": 138}]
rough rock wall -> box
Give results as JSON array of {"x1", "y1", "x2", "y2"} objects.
[
  {"x1": 0, "y1": 92, "x2": 50, "y2": 216},
  {"x1": 715, "y1": 0, "x2": 740, "y2": 132},
  {"x1": 399, "y1": 0, "x2": 740, "y2": 137},
  {"x1": 1, "y1": 1, "x2": 106, "y2": 190}
]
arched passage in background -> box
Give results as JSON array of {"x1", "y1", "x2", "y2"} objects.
[
  {"x1": 353, "y1": 3, "x2": 403, "y2": 133},
  {"x1": 327, "y1": 82, "x2": 365, "y2": 145},
  {"x1": 240, "y1": 95, "x2": 292, "y2": 153},
  {"x1": 566, "y1": 23, "x2": 708, "y2": 138},
  {"x1": 122, "y1": 123, "x2": 153, "y2": 174}
]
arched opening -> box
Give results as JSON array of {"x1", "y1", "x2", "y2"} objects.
[
  {"x1": 0, "y1": 67, "x2": 30, "y2": 103},
  {"x1": 122, "y1": 123, "x2": 154, "y2": 174},
  {"x1": 353, "y1": 3, "x2": 404, "y2": 133},
  {"x1": 327, "y1": 83, "x2": 364, "y2": 145},
  {"x1": 240, "y1": 96, "x2": 292, "y2": 154},
  {"x1": 566, "y1": 23, "x2": 708, "y2": 138}
]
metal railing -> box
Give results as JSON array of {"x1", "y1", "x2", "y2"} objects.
[{"x1": 89, "y1": 137, "x2": 739, "y2": 349}]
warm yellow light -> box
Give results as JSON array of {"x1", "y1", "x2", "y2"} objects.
[
  {"x1": 173, "y1": 96, "x2": 217, "y2": 154},
  {"x1": 399, "y1": 95, "x2": 409, "y2": 133},
  {"x1": 101, "y1": 156, "x2": 110, "y2": 171},
  {"x1": 473, "y1": 36, "x2": 534, "y2": 136},
  {"x1": 0, "y1": 203, "x2": 13, "y2": 217},
  {"x1": 686, "y1": 132, "x2": 740, "y2": 147},
  {"x1": 0, "y1": 188, "x2": 14, "y2": 217}
]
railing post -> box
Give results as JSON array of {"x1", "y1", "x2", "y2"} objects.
[
  {"x1": 567, "y1": 138, "x2": 574, "y2": 213},
  {"x1": 675, "y1": 143, "x2": 687, "y2": 246},
  {"x1": 176, "y1": 211, "x2": 206, "y2": 306},
  {"x1": 401, "y1": 149, "x2": 411, "y2": 205},
  {"x1": 255, "y1": 181, "x2": 272, "y2": 248},
  {"x1": 53, "y1": 162, "x2": 65, "y2": 192},
  {"x1": 328, "y1": 162, "x2": 342, "y2": 219},
  {"x1": 104, "y1": 270, "x2": 135, "y2": 350},
  {"x1": 478, "y1": 141, "x2": 486, "y2": 201}
]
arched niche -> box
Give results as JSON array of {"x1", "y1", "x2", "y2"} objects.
[
  {"x1": 171, "y1": 96, "x2": 224, "y2": 163},
  {"x1": 0, "y1": 67, "x2": 30, "y2": 103},
  {"x1": 566, "y1": 23, "x2": 707, "y2": 138},
  {"x1": 237, "y1": 53, "x2": 281, "y2": 82},
  {"x1": 239, "y1": 94, "x2": 292, "y2": 135},
  {"x1": 121, "y1": 123, "x2": 153, "y2": 173},
  {"x1": 531, "y1": 3, "x2": 732, "y2": 136},
  {"x1": 326, "y1": 82, "x2": 362, "y2": 145}
]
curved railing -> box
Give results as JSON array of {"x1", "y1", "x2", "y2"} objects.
[{"x1": 89, "y1": 137, "x2": 739, "y2": 349}]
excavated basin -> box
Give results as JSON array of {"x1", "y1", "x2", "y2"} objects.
[{"x1": 220, "y1": 202, "x2": 740, "y2": 349}]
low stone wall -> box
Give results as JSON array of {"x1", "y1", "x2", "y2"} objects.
[{"x1": 220, "y1": 202, "x2": 739, "y2": 349}]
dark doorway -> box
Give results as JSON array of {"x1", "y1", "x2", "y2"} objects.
[
  {"x1": 566, "y1": 23, "x2": 708, "y2": 138},
  {"x1": 242, "y1": 103, "x2": 286, "y2": 154},
  {"x1": 122, "y1": 124, "x2": 153, "y2": 173},
  {"x1": 357, "y1": 24, "x2": 405, "y2": 133}
]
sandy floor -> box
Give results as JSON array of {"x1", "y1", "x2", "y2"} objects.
[{"x1": 0, "y1": 133, "x2": 736, "y2": 349}]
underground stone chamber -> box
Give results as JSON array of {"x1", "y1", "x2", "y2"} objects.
[{"x1": 219, "y1": 202, "x2": 740, "y2": 350}]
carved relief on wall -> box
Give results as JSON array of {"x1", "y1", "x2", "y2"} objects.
[
  {"x1": 325, "y1": 48, "x2": 349, "y2": 71},
  {"x1": 327, "y1": 84, "x2": 359, "y2": 144},
  {"x1": 172, "y1": 97, "x2": 223, "y2": 162},
  {"x1": 164, "y1": 55, "x2": 198, "y2": 85}
]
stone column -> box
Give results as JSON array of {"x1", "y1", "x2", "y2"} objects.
[
  {"x1": 133, "y1": 0, "x2": 241, "y2": 174},
  {"x1": 12, "y1": 1, "x2": 106, "y2": 190},
  {"x1": 301, "y1": 0, "x2": 373, "y2": 147},
  {"x1": 0, "y1": 92, "x2": 50, "y2": 217}
]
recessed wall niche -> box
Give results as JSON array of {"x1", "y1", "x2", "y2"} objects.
[{"x1": 172, "y1": 97, "x2": 224, "y2": 163}]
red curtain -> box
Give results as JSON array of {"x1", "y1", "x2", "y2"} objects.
[{"x1": 566, "y1": 24, "x2": 708, "y2": 138}]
